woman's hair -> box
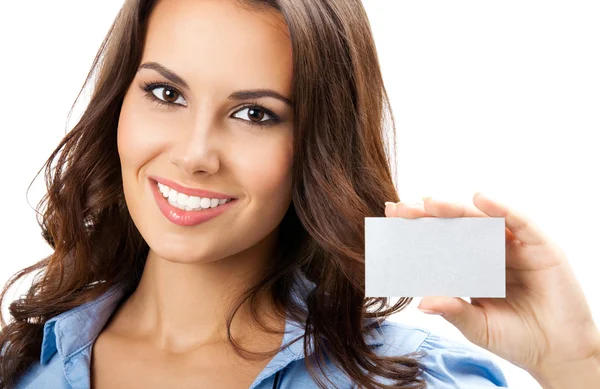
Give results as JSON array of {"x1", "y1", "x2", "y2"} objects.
[{"x1": 0, "y1": 0, "x2": 427, "y2": 388}]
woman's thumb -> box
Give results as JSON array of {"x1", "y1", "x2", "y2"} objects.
[{"x1": 418, "y1": 296, "x2": 488, "y2": 347}]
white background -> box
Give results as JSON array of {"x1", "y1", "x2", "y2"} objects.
[{"x1": 1, "y1": 1, "x2": 599, "y2": 388}]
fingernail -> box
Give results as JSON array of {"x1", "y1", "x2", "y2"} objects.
[
  {"x1": 384, "y1": 202, "x2": 397, "y2": 213},
  {"x1": 418, "y1": 308, "x2": 444, "y2": 316}
]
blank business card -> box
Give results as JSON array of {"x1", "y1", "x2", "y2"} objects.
[{"x1": 365, "y1": 217, "x2": 505, "y2": 298}]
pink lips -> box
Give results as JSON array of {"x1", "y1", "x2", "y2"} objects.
[{"x1": 149, "y1": 178, "x2": 236, "y2": 227}]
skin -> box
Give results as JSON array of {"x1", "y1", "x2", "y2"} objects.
[
  {"x1": 385, "y1": 194, "x2": 600, "y2": 388},
  {"x1": 91, "y1": 0, "x2": 294, "y2": 387}
]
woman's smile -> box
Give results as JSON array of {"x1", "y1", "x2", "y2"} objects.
[{"x1": 149, "y1": 177, "x2": 239, "y2": 227}]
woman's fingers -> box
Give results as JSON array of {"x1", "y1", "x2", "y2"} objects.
[
  {"x1": 385, "y1": 197, "x2": 487, "y2": 219},
  {"x1": 422, "y1": 196, "x2": 488, "y2": 218},
  {"x1": 396, "y1": 202, "x2": 434, "y2": 218},
  {"x1": 471, "y1": 192, "x2": 548, "y2": 247},
  {"x1": 385, "y1": 201, "x2": 430, "y2": 218},
  {"x1": 418, "y1": 296, "x2": 490, "y2": 348},
  {"x1": 385, "y1": 195, "x2": 523, "y2": 245},
  {"x1": 384, "y1": 202, "x2": 398, "y2": 217}
]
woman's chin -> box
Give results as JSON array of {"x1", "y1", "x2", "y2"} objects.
[{"x1": 147, "y1": 244, "x2": 216, "y2": 265}]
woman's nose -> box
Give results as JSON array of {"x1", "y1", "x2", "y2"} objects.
[{"x1": 168, "y1": 118, "x2": 221, "y2": 176}]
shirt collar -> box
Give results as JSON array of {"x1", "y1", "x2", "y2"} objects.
[
  {"x1": 40, "y1": 271, "x2": 385, "y2": 369},
  {"x1": 40, "y1": 282, "x2": 129, "y2": 365}
]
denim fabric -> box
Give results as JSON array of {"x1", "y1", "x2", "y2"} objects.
[{"x1": 13, "y1": 274, "x2": 508, "y2": 388}]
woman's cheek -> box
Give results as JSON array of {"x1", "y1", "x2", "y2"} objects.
[
  {"x1": 117, "y1": 102, "x2": 171, "y2": 170},
  {"x1": 234, "y1": 134, "x2": 293, "y2": 209}
]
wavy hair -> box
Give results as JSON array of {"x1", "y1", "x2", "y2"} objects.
[{"x1": 0, "y1": 0, "x2": 427, "y2": 388}]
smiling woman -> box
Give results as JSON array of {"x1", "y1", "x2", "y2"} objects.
[{"x1": 0, "y1": 1, "x2": 511, "y2": 389}]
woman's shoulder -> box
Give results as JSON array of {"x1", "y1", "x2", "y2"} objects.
[
  {"x1": 280, "y1": 319, "x2": 509, "y2": 388},
  {"x1": 372, "y1": 319, "x2": 509, "y2": 388}
]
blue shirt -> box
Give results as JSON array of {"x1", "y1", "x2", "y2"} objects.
[{"x1": 13, "y1": 276, "x2": 509, "y2": 388}]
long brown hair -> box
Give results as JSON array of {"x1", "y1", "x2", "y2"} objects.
[{"x1": 0, "y1": 0, "x2": 427, "y2": 388}]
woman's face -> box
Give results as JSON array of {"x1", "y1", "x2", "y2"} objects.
[{"x1": 117, "y1": 0, "x2": 294, "y2": 265}]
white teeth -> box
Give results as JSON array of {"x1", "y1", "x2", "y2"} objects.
[
  {"x1": 188, "y1": 196, "x2": 201, "y2": 209},
  {"x1": 176, "y1": 192, "x2": 188, "y2": 204},
  {"x1": 156, "y1": 181, "x2": 232, "y2": 211},
  {"x1": 168, "y1": 189, "x2": 178, "y2": 203},
  {"x1": 158, "y1": 183, "x2": 168, "y2": 195}
]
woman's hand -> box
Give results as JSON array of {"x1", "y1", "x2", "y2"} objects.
[{"x1": 384, "y1": 193, "x2": 600, "y2": 378}]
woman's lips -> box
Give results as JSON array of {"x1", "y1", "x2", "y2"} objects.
[{"x1": 150, "y1": 178, "x2": 236, "y2": 226}]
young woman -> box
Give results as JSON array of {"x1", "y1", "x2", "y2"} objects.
[{"x1": 1, "y1": 0, "x2": 598, "y2": 388}]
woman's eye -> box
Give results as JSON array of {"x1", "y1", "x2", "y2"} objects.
[
  {"x1": 232, "y1": 106, "x2": 274, "y2": 125},
  {"x1": 141, "y1": 82, "x2": 281, "y2": 127},
  {"x1": 150, "y1": 86, "x2": 187, "y2": 106}
]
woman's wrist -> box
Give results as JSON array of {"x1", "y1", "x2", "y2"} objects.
[{"x1": 528, "y1": 348, "x2": 600, "y2": 389}]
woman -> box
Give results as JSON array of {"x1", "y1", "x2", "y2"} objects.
[{"x1": 0, "y1": 0, "x2": 598, "y2": 388}]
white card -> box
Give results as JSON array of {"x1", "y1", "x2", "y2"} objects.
[{"x1": 365, "y1": 217, "x2": 506, "y2": 297}]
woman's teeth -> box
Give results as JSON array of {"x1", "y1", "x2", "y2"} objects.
[{"x1": 157, "y1": 182, "x2": 231, "y2": 211}]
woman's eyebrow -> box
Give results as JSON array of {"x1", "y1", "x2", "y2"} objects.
[
  {"x1": 138, "y1": 62, "x2": 190, "y2": 90},
  {"x1": 137, "y1": 61, "x2": 293, "y2": 108}
]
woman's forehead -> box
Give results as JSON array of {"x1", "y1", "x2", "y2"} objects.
[{"x1": 141, "y1": 0, "x2": 293, "y2": 100}]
